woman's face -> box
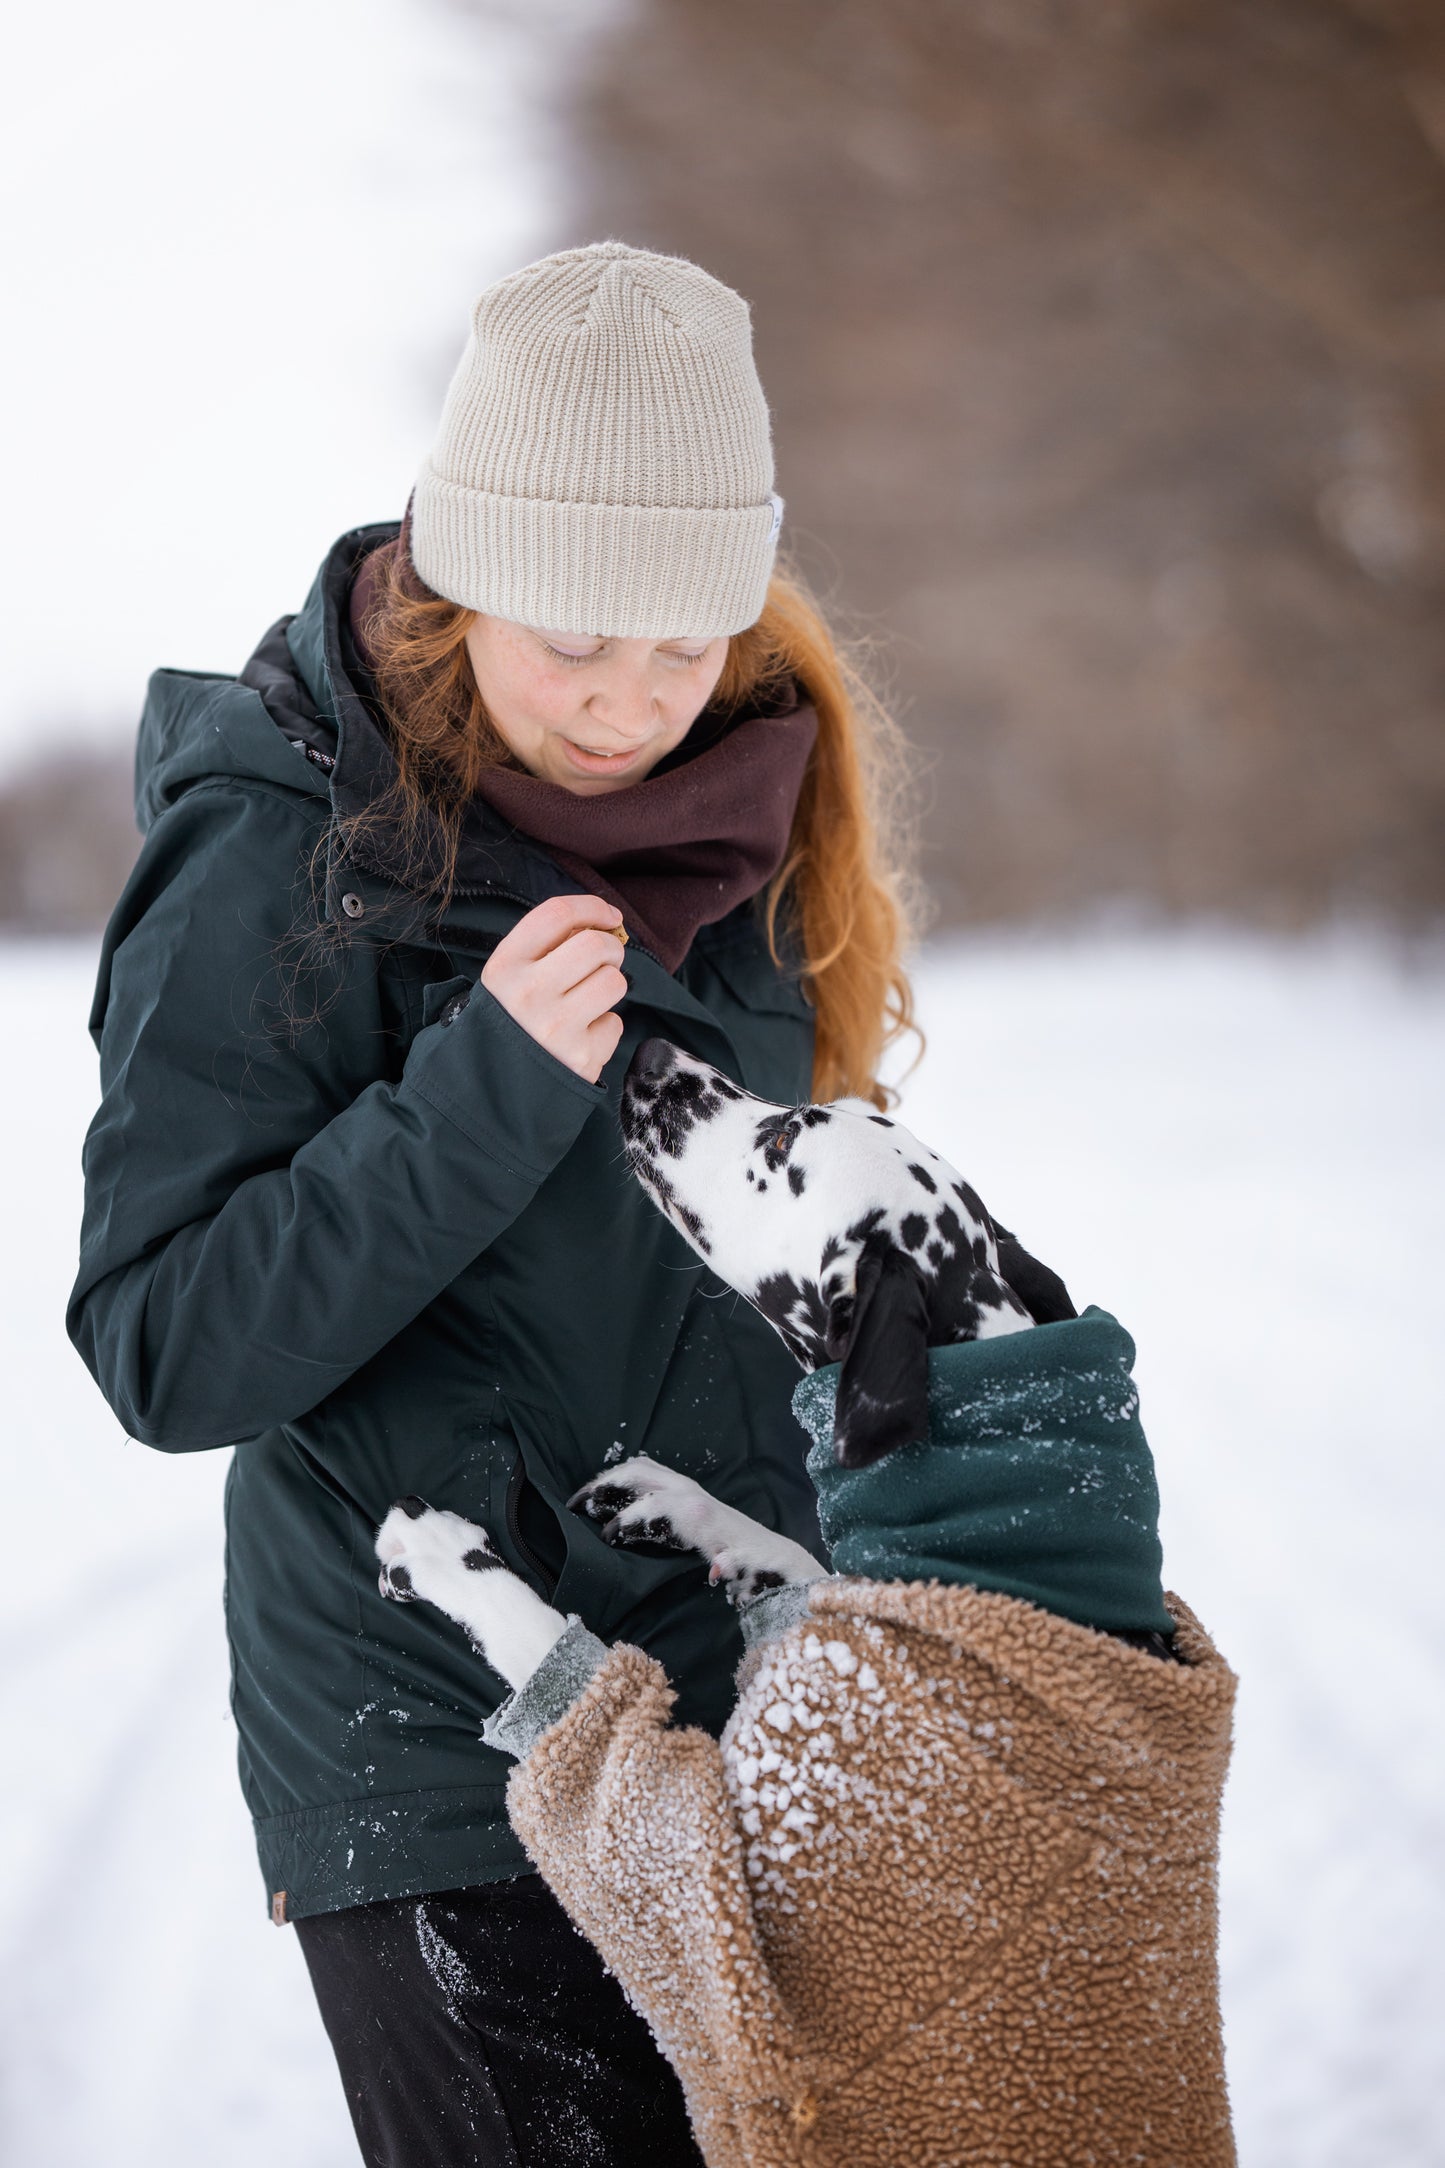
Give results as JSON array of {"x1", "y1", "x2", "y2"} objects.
[{"x1": 464, "y1": 616, "x2": 729, "y2": 794}]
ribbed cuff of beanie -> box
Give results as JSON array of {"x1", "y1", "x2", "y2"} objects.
[{"x1": 411, "y1": 465, "x2": 780, "y2": 637}]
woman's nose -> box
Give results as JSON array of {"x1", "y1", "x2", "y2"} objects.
[{"x1": 586, "y1": 682, "x2": 659, "y2": 739}]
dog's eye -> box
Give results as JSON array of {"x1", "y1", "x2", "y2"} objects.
[{"x1": 774, "y1": 1133, "x2": 788, "y2": 1151}]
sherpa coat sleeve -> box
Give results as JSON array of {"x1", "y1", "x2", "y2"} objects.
[
  {"x1": 68, "y1": 782, "x2": 605, "y2": 1449},
  {"x1": 504, "y1": 1641, "x2": 798, "y2": 2122}
]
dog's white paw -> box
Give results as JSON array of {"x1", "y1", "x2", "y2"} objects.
[
  {"x1": 569, "y1": 1455, "x2": 721, "y2": 1554},
  {"x1": 569, "y1": 1456, "x2": 827, "y2": 1601},
  {"x1": 374, "y1": 1496, "x2": 568, "y2": 1691},
  {"x1": 376, "y1": 1495, "x2": 504, "y2": 1605}
]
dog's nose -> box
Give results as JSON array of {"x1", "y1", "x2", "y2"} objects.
[{"x1": 625, "y1": 1037, "x2": 679, "y2": 1086}]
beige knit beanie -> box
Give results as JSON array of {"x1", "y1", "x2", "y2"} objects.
[{"x1": 410, "y1": 241, "x2": 782, "y2": 639}]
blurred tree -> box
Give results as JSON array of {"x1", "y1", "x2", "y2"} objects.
[
  {"x1": 0, "y1": 752, "x2": 138, "y2": 934},
  {"x1": 561, "y1": 0, "x2": 1445, "y2": 923}
]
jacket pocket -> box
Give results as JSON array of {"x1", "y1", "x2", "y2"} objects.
[
  {"x1": 483, "y1": 1396, "x2": 570, "y2": 1603},
  {"x1": 492, "y1": 1392, "x2": 704, "y2": 1633}
]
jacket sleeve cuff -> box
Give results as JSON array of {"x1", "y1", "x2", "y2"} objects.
[
  {"x1": 737, "y1": 1579, "x2": 817, "y2": 1650},
  {"x1": 481, "y1": 1617, "x2": 611, "y2": 1761},
  {"x1": 402, "y1": 981, "x2": 606, "y2": 1179}
]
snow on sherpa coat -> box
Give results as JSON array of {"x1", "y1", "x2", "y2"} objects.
[{"x1": 503, "y1": 1576, "x2": 1237, "y2": 2168}]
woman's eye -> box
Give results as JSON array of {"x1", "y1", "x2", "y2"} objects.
[
  {"x1": 668, "y1": 650, "x2": 712, "y2": 667},
  {"x1": 542, "y1": 643, "x2": 598, "y2": 666}
]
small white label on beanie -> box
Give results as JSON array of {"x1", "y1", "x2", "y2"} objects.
[{"x1": 768, "y1": 492, "x2": 785, "y2": 543}]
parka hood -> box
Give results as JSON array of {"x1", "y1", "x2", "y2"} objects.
[
  {"x1": 133, "y1": 522, "x2": 397, "y2": 835},
  {"x1": 132, "y1": 520, "x2": 631, "y2": 930}
]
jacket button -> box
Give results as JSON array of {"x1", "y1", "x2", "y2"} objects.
[
  {"x1": 341, "y1": 892, "x2": 365, "y2": 919},
  {"x1": 441, "y1": 992, "x2": 469, "y2": 1026}
]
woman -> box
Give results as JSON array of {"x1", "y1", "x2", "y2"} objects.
[{"x1": 68, "y1": 242, "x2": 915, "y2": 2168}]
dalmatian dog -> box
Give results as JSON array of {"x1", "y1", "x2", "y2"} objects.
[
  {"x1": 375, "y1": 1038, "x2": 1074, "y2": 1687},
  {"x1": 616, "y1": 1036, "x2": 1074, "y2": 1466}
]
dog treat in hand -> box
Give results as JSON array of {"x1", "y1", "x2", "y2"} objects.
[{"x1": 614, "y1": 925, "x2": 629, "y2": 948}]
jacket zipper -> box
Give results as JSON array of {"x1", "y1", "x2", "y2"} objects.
[{"x1": 505, "y1": 1456, "x2": 560, "y2": 1601}]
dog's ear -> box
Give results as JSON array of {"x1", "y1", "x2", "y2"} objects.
[
  {"x1": 992, "y1": 1224, "x2": 1078, "y2": 1325},
  {"x1": 825, "y1": 1244, "x2": 932, "y2": 1468}
]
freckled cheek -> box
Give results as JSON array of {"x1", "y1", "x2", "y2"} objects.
[{"x1": 502, "y1": 677, "x2": 588, "y2": 748}]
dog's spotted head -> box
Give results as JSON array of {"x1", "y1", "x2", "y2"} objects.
[{"x1": 620, "y1": 1038, "x2": 1073, "y2": 1466}]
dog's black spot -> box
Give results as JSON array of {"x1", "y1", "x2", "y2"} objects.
[
  {"x1": 933, "y1": 1203, "x2": 970, "y2": 1255},
  {"x1": 387, "y1": 1563, "x2": 413, "y2": 1595},
  {"x1": 644, "y1": 1165, "x2": 677, "y2": 1209},
  {"x1": 900, "y1": 1212, "x2": 928, "y2": 1250},
  {"x1": 569, "y1": 1479, "x2": 637, "y2": 1520},
  {"x1": 868, "y1": 1115, "x2": 893, "y2": 1127},
  {"x1": 945, "y1": 1298, "x2": 985, "y2": 1342},
  {"x1": 927, "y1": 1239, "x2": 946, "y2": 1267},
  {"x1": 843, "y1": 1208, "x2": 887, "y2": 1247},
  {"x1": 399, "y1": 1495, "x2": 429, "y2": 1519},
  {"x1": 802, "y1": 1106, "x2": 832, "y2": 1127},
  {"x1": 748, "y1": 1569, "x2": 786, "y2": 1592},
  {"x1": 753, "y1": 1268, "x2": 830, "y2": 1366},
  {"x1": 787, "y1": 1164, "x2": 806, "y2": 1197},
  {"x1": 678, "y1": 1205, "x2": 712, "y2": 1255},
  {"x1": 606, "y1": 1514, "x2": 689, "y2": 1552},
  {"x1": 756, "y1": 1180, "x2": 767, "y2": 1193},
  {"x1": 462, "y1": 1547, "x2": 499, "y2": 1573},
  {"x1": 908, "y1": 1163, "x2": 937, "y2": 1194},
  {"x1": 948, "y1": 1181, "x2": 990, "y2": 1232},
  {"x1": 712, "y1": 1077, "x2": 744, "y2": 1100},
  {"x1": 746, "y1": 1167, "x2": 755, "y2": 1183},
  {"x1": 624, "y1": 1065, "x2": 736, "y2": 1161}
]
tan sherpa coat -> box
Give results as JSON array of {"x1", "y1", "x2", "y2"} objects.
[{"x1": 505, "y1": 1578, "x2": 1237, "y2": 2168}]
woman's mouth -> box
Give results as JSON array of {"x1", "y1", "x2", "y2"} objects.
[{"x1": 559, "y1": 738, "x2": 648, "y2": 778}]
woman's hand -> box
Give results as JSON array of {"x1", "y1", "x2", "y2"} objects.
[{"x1": 480, "y1": 894, "x2": 628, "y2": 1084}]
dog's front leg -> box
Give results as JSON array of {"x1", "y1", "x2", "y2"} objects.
[
  {"x1": 375, "y1": 1498, "x2": 568, "y2": 1689},
  {"x1": 569, "y1": 1455, "x2": 829, "y2": 1602}
]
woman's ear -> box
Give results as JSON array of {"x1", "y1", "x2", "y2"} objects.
[{"x1": 827, "y1": 1244, "x2": 932, "y2": 1468}]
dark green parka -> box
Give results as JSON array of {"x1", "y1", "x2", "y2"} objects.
[{"x1": 68, "y1": 523, "x2": 818, "y2": 1921}]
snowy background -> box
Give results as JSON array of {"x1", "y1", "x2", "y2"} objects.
[
  {"x1": 0, "y1": 0, "x2": 605, "y2": 777},
  {"x1": 3, "y1": 927, "x2": 1443, "y2": 2167}
]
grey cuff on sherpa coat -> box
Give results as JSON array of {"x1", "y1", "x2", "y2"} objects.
[
  {"x1": 481, "y1": 1618, "x2": 610, "y2": 1761},
  {"x1": 481, "y1": 1586, "x2": 818, "y2": 1763},
  {"x1": 737, "y1": 1580, "x2": 817, "y2": 1650}
]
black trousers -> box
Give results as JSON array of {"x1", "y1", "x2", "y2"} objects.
[{"x1": 296, "y1": 1873, "x2": 705, "y2": 2168}]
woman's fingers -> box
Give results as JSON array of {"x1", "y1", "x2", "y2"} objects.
[
  {"x1": 488, "y1": 893, "x2": 623, "y2": 970},
  {"x1": 534, "y1": 927, "x2": 628, "y2": 999},
  {"x1": 478, "y1": 892, "x2": 631, "y2": 1083}
]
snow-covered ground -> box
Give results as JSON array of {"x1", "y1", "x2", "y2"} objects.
[{"x1": 1, "y1": 926, "x2": 1441, "y2": 2167}]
